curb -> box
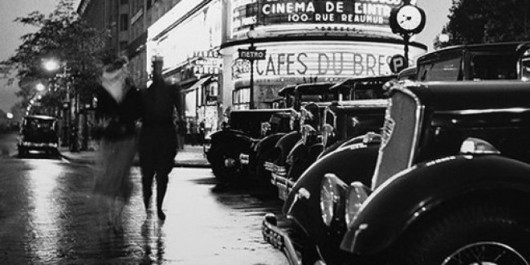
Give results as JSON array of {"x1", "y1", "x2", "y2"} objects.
[{"x1": 60, "y1": 154, "x2": 211, "y2": 168}]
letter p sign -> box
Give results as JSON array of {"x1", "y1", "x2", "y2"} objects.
[{"x1": 389, "y1": 54, "x2": 408, "y2": 74}]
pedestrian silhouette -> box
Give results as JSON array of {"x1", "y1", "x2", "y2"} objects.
[
  {"x1": 139, "y1": 56, "x2": 181, "y2": 220},
  {"x1": 93, "y1": 55, "x2": 142, "y2": 234}
]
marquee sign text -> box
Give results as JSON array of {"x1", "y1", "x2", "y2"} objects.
[
  {"x1": 232, "y1": 51, "x2": 396, "y2": 80},
  {"x1": 232, "y1": 0, "x2": 403, "y2": 33}
]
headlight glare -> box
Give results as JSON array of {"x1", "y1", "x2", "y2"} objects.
[
  {"x1": 320, "y1": 173, "x2": 348, "y2": 227},
  {"x1": 322, "y1": 124, "x2": 334, "y2": 147},
  {"x1": 301, "y1": 124, "x2": 316, "y2": 145},
  {"x1": 345, "y1": 181, "x2": 370, "y2": 228}
]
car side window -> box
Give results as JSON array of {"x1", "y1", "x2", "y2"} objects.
[
  {"x1": 470, "y1": 53, "x2": 518, "y2": 80},
  {"x1": 418, "y1": 56, "x2": 462, "y2": 81}
]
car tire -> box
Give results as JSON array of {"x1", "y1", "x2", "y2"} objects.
[
  {"x1": 210, "y1": 144, "x2": 243, "y2": 182},
  {"x1": 395, "y1": 200, "x2": 530, "y2": 265}
]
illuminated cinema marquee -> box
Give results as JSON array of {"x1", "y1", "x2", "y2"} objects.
[{"x1": 259, "y1": 0, "x2": 402, "y2": 25}]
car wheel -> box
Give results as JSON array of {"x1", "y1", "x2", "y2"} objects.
[
  {"x1": 210, "y1": 144, "x2": 243, "y2": 182},
  {"x1": 396, "y1": 201, "x2": 530, "y2": 265}
]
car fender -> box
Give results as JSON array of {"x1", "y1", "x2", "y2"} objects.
[
  {"x1": 283, "y1": 143, "x2": 380, "y2": 248},
  {"x1": 254, "y1": 132, "x2": 286, "y2": 156},
  {"x1": 274, "y1": 131, "x2": 301, "y2": 165},
  {"x1": 207, "y1": 129, "x2": 253, "y2": 162},
  {"x1": 250, "y1": 133, "x2": 286, "y2": 173},
  {"x1": 287, "y1": 142, "x2": 325, "y2": 183},
  {"x1": 342, "y1": 155, "x2": 530, "y2": 255}
]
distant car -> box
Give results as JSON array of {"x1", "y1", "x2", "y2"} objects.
[{"x1": 18, "y1": 115, "x2": 59, "y2": 157}]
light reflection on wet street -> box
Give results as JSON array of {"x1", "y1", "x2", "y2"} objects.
[{"x1": 0, "y1": 156, "x2": 287, "y2": 265}]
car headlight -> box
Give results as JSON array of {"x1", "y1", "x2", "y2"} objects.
[
  {"x1": 290, "y1": 114, "x2": 296, "y2": 131},
  {"x1": 301, "y1": 124, "x2": 317, "y2": 146},
  {"x1": 344, "y1": 181, "x2": 370, "y2": 228},
  {"x1": 320, "y1": 173, "x2": 348, "y2": 227},
  {"x1": 322, "y1": 124, "x2": 334, "y2": 148}
]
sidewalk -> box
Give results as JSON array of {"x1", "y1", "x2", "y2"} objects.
[{"x1": 59, "y1": 144, "x2": 210, "y2": 168}]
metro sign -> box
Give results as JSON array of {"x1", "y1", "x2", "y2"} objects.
[{"x1": 238, "y1": 47, "x2": 267, "y2": 60}]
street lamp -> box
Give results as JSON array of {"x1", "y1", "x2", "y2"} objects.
[
  {"x1": 238, "y1": 26, "x2": 266, "y2": 109},
  {"x1": 42, "y1": 57, "x2": 76, "y2": 150},
  {"x1": 247, "y1": 27, "x2": 257, "y2": 109},
  {"x1": 36, "y1": 83, "x2": 46, "y2": 92},
  {"x1": 43, "y1": 58, "x2": 61, "y2": 72}
]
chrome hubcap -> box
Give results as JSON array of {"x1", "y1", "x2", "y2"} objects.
[
  {"x1": 224, "y1": 158, "x2": 236, "y2": 167},
  {"x1": 442, "y1": 241, "x2": 528, "y2": 265}
]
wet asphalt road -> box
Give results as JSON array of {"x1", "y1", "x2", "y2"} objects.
[{"x1": 0, "y1": 133, "x2": 288, "y2": 265}]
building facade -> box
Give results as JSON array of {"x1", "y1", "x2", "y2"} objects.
[
  {"x1": 78, "y1": 0, "x2": 427, "y2": 140},
  {"x1": 147, "y1": 0, "x2": 224, "y2": 136},
  {"x1": 146, "y1": 0, "x2": 426, "y2": 136}
]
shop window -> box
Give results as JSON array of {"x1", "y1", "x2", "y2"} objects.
[
  {"x1": 233, "y1": 88, "x2": 250, "y2": 107},
  {"x1": 203, "y1": 82, "x2": 219, "y2": 105}
]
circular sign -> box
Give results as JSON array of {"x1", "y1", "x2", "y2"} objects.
[
  {"x1": 389, "y1": 54, "x2": 408, "y2": 73},
  {"x1": 389, "y1": 4, "x2": 426, "y2": 35}
]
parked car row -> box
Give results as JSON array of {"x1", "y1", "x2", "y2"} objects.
[
  {"x1": 205, "y1": 74, "x2": 398, "y2": 189},
  {"x1": 261, "y1": 41, "x2": 530, "y2": 265}
]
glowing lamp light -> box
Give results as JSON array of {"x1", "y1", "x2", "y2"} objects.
[
  {"x1": 6, "y1": 113, "x2": 13, "y2": 119},
  {"x1": 43, "y1": 59, "x2": 61, "y2": 72},
  {"x1": 36, "y1": 83, "x2": 46, "y2": 91}
]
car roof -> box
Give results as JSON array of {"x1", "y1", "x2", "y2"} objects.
[
  {"x1": 330, "y1": 74, "x2": 397, "y2": 91},
  {"x1": 417, "y1": 41, "x2": 530, "y2": 63},
  {"x1": 24, "y1": 115, "x2": 57, "y2": 121},
  {"x1": 295, "y1": 82, "x2": 336, "y2": 94},
  {"x1": 278, "y1": 85, "x2": 297, "y2": 97},
  {"x1": 396, "y1": 80, "x2": 530, "y2": 111},
  {"x1": 278, "y1": 82, "x2": 336, "y2": 96}
]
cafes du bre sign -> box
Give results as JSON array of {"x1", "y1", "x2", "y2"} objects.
[{"x1": 232, "y1": 48, "x2": 401, "y2": 80}]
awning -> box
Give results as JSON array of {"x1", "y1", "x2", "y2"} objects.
[{"x1": 184, "y1": 76, "x2": 211, "y2": 93}]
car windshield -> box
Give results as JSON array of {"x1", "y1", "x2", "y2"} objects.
[
  {"x1": 25, "y1": 118, "x2": 55, "y2": 130},
  {"x1": 418, "y1": 55, "x2": 462, "y2": 81}
]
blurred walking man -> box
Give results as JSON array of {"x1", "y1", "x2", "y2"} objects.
[{"x1": 139, "y1": 56, "x2": 181, "y2": 220}]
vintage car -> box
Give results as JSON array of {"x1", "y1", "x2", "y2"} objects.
[
  {"x1": 319, "y1": 99, "x2": 387, "y2": 159},
  {"x1": 17, "y1": 115, "x2": 59, "y2": 157},
  {"x1": 263, "y1": 82, "x2": 340, "y2": 194},
  {"x1": 337, "y1": 80, "x2": 530, "y2": 264},
  {"x1": 416, "y1": 41, "x2": 530, "y2": 81},
  {"x1": 262, "y1": 41, "x2": 530, "y2": 265},
  {"x1": 205, "y1": 108, "x2": 293, "y2": 181},
  {"x1": 271, "y1": 75, "x2": 393, "y2": 201},
  {"x1": 265, "y1": 80, "x2": 530, "y2": 265}
]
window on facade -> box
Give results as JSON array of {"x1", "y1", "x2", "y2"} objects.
[
  {"x1": 233, "y1": 88, "x2": 250, "y2": 106},
  {"x1": 119, "y1": 14, "x2": 129, "y2": 31},
  {"x1": 120, "y1": 0, "x2": 128, "y2": 5}
]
